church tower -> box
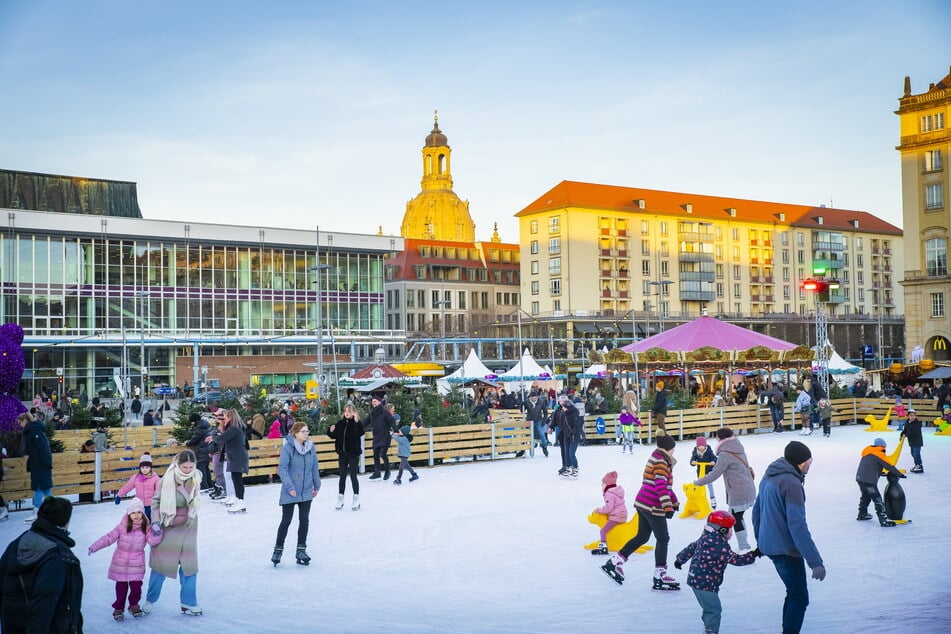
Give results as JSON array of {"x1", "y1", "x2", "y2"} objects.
[{"x1": 400, "y1": 113, "x2": 476, "y2": 241}]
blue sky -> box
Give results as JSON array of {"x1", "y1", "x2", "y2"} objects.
[{"x1": 2, "y1": 1, "x2": 949, "y2": 241}]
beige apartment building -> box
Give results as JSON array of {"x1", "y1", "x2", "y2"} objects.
[
  {"x1": 897, "y1": 66, "x2": 951, "y2": 362},
  {"x1": 515, "y1": 180, "x2": 903, "y2": 332}
]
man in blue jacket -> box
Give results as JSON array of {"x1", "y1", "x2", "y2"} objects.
[{"x1": 752, "y1": 441, "x2": 825, "y2": 634}]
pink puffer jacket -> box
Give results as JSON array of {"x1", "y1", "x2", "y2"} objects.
[
  {"x1": 596, "y1": 484, "x2": 628, "y2": 523},
  {"x1": 118, "y1": 472, "x2": 161, "y2": 507},
  {"x1": 89, "y1": 516, "x2": 163, "y2": 582}
]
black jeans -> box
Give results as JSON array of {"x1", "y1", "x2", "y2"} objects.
[
  {"x1": 338, "y1": 454, "x2": 360, "y2": 494},
  {"x1": 197, "y1": 461, "x2": 211, "y2": 489},
  {"x1": 619, "y1": 508, "x2": 670, "y2": 566},
  {"x1": 857, "y1": 481, "x2": 884, "y2": 513},
  {"x1": 276, "y1": 500, "x2": 312, "y2": 547},
  {"x1": 372, "y1": 445, "x2": 390, "y2": 478},
  {"x1": 230, "y1": 471, "x2": 245, "y2": 499}
]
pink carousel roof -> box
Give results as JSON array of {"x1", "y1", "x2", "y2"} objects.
[{"x1": 620, "y1": 315, "x2": 797, "y2": 354}]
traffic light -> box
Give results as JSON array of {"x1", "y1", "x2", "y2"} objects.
[
  {"x1": 57, "y1": 375, "x2": 64, "y2": 385},
  {"x1": 801, "y1": 279, "x2": 828, "y2": 292}
]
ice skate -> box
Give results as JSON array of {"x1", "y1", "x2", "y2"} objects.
[
  {"x1": 875, "y1": 505, "x2": 896, "y2": 527},
  {"x1": 141, "y1": 600, "x2": 153, "y2": 614},
  {"x1": 652, "y1": 566, "x2": 680, "y2": 590},
  {"x1": 910, "y1": 464, "x2": 923, "y2": 473},
  {"x1": 857, "y1": 512, "x2": 873, "y2": 521},
  {"x1": 227, "y1": 499, "x2": 246, "y2": 513},
  {"x1": 351, "y1": 494, "x2": 361, "y2": 511},
  {"x1": 568, "y1": 468, "x2": 579, "y2": 479},
  {"x1": 393, "y1": 478, "x2": 402, "y2": 485},
  {"x1": 590, "y1": 541, "x2": 609, "y2": 555},
  {"x1": 181, "y1": 605, "x2": 203, "y2": 616},
  {"x1": 271, "y1": 546, "x2": 283, "y2": 566},
  {"x1": 542, "y1": 446, "x2": 549, "y2": 457},
  {"x1": 0, "y1": 507, "x2": 8, "y2": 521},
  {"x1": 335, "y1": 494, "x2": 345, "y2": 510},
  {"x1": 710, "y1": 496, "x2": 717, "y2": 510},
  {"x1": 295, "y1": 545, "x2": 311, "y2": 565},
  {"x1": 113, "y1": 609, "x2": 125, "y2": 621},
  {"x1": 601, "y1": 553, "x2": 625, "y2": 585},
  {"x1": 129, "y1": 604, "x2": 144, "y2": 618},
  {"x1": 368, "y1": 472, "x2": 381, "y2": 481}
]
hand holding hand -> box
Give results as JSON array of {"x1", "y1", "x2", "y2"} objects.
[
  {"x1": 664, "y1": 509, "x2": 674, "y2": 519},
  {"x1": 673, "y1": 559, "x2": 683, "y2": 570},
  {"x1": 811, "y1": 565, "x2": 826, "y2": 581},
  {"x1": 751, "y1": 547, "x2": 762, "y2": 558},
  {"x1": 150, "y1": 523, "x2": 162, "y2": 537}
]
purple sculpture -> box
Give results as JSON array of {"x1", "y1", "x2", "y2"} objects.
[{"x1": 0, "y1": 323, "x2": 28, "y2": 433}]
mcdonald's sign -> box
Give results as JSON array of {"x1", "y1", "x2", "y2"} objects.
[{"x1": 935, "y1": 337, "x2": 949, "y2": 351}]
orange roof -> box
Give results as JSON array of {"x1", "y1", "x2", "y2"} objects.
[
  {"x1": 386, "y1": 237, "x2": 519, "y2": 282},
  {"x1": 348, "y1": 364, "x2": 408, "y2": 380},
  {"x1": 515, "y1": 180, "x2": 901, "y2": 236}
]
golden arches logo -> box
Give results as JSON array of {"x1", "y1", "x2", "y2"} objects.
[{"x1": 935, "y1": 338, "x2": 948, "y2": 351}]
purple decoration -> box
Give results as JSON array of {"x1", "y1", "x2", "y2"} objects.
[{"x1": 0, "y1": 323, "x2": 28, "y2": 433}]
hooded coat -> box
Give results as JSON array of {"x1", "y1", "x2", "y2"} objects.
[
  {"x1": 185, "y1": 419, "x2": 213, "y2": 463},
  {"x1": 277, "y1": 434, "x2": 321, "y2": 505},
  {"x1": 751, "y1": 457, "x2": 823, "y2": 568},
  {"x1": 23, "y1": 418, "x2": 53, "y2": 491},
  {"x1": 596, "y1": 483, "x2": 628, "y2": 523},
  {"x1": 368, "y1": 404, "x2": 396, "y2": 450},
  {"x1": 88, "y1": 502, "x2": 162, "y2": 582},
  {"x1": 855, "y1": 445, "x2": 903, "y2": 484},
  {"x1": 694, "y1": 436, "x2": 757, "y2": 508}
]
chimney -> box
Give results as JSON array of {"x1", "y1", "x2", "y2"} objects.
[{"x1": 904, "y1": 75, "x2": 911, "y2": 97}]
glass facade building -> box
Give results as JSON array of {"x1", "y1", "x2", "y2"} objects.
[{"x1": 2, "y1": 209, "x2": 403, "y2": 397}]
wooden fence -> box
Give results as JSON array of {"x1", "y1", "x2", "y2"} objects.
[{"x1": 2, "y1": 399, "x2": 939, "y2": 507}]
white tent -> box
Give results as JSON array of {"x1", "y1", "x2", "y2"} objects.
[
  {"x1": 436, "y1": 349, "x2": 499, "y2": 394},
  {"x1": 812, "y1": 341, "x2": 863, "y2": 387},
  {"x1": 577, "y1": 363, "x2": 607, "y2": 391},
  {"x1": 499, "y1": 348, "x2": 563, "y2": 393}
]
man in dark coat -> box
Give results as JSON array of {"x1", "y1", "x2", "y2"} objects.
[
  {"x1": 185, "y1": 413, "x2": 214, "y2": 490},
  {"x1": 652, "y1": 382, "x2": 669, "y2": 436},
  {"x1": 524, "y1": 393, "x2": 549, "y2": 457},
  {"x1": 23, "y1": 415, "x2": 53, "y2": 521},
  {"x1": 367, "y1": 396, "x2": 396, "y2": 481},
  {"x1": 0, "y1": 496, "x2": 83, "y2": 633}
]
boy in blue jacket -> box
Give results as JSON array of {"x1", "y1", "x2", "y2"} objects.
[{"x1": 391, "y1": 426, "x2": 419, "y2": 485}]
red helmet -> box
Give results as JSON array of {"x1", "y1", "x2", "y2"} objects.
[{"x1": 707, "y1": 511, "x2": 736, "y2": 530}]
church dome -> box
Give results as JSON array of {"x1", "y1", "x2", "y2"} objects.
[{"x1": 425, "y1": 122, "x2": 448, "y2": 148}]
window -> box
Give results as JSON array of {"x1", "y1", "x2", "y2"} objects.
[
  {"x1": 749, "y1": 229, "x2": 758, "y2": 242},
  {"x1": 531, "y1": 281, "x2": 539, "y2": 295},
  {"x1": 732, "y1": 246, "x2": 740, "y2": 260},
  {"x1": 660, "y1": 242, "x2": 669, "y2": 257},
  {"x1": 418, "y1": 289, "x2": 426, "y2": 308},
  {"x1": 715, "y1": 264, "x2": 724, "y2": 279},
  {"x1": 733, "y1": 284, "x2": 742, "y2": 298},
  {"x1": 781, "y1": 250, "x2": 789, "y2": 264},
  {"x1": 548, "y1": 216, "x2": 560, "y2": 233},
  {"x1": 921, "y1": 112, "x2": 946, "y2": 132},
  {"x1": 732, "y1": 265, "x2": 741, "y2": 280},
  {"x1": 857, "y1": 271, "x2": 864, "y2": 284},
  {"x1": 458, "y1": 291, "x2": 466, "y2": 309},
  {"x1": 549, "y1": 257, "x2": 561, "y2": 275},
  {"x1": 926, "y1": 183, "x2": 944, "y2": 210},
  {"x1": 926, "y1": 238, "x2": 948, "y2": 276},
  {"x1": 926, "y1": 150, "x2": 943, "y2": 172},
  {"x1": 530, "y1": 260, "x2": 539, "y2": 275},
  {"x1": 856, "y1": 254, "x2": 863, "y2": 267},
  {"x1": 642, "y1": 281, "x2": 652, "y2": 294},
  {"x1": 641, "y1": 220, "x2": 649, "y2": 235},
  {"x1": 406, "y1": 291, "x2": 415, "y2": 308},
  {"x1": 783, "y1": 267, "x2": 790, "y2": 281},
  {"x1": 797, "y1": 250, "x2": 804, "y2": 264},
  {"x1": 855, "y1": 237, "x2": 863, "y2": 250},
  {"x1": 642, "y1": 260, "x2": 650, "y2": 276},
  {"x1": 932, "y1": 293, "x2": 945, "y2": 318},
  {"x1": 530, "y1": 220, "x2": 538, "y2": 234},
  {"x1": 549, "y1": 279, "x2": 561, "y2": 295},
  {"x1": 530, "y1": 241, "x2": 538, "y2": 255},
  {"x1": 548, "y1": 238, "x2": 561, "y2": 255},
  {"x1": 796, "y1": 233, "x2": 804, "y2": 246},
  {"x1": 531, "y1": 301, "x2": 540, "y2": 315},
  {"x1": 780, "y1": 232, "x2": 788, "y2": 246},
  {"x1": 715, "y1": 283, "x2": 724, "y2": 298},
  {"x1": 641, "y1": 240, "x2": 650, "y2": 256},
  {"x1": 481, "y1": 292, "x2": 489, "y2": 309},
  {"x1": 731, "y1": 228, "x2": 739, "y2": 241},
  {"x1": 660, "y1": 222, "x2": 668, "y2": 236},
  {"x1": 715, "y1": 245, "x2": 723, "y2": 260}
]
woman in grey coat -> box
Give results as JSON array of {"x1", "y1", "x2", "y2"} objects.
[
  {"x1": 218, "y1": 409, "x2": 250, "y2": 513},
  {"x1": 693, "y1": 427, "x2": 758, "y2": 550},
  {"x1": 272, "y1": 422, "x2": 320, "y2": 566}
]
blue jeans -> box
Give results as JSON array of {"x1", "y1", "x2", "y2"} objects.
[
  {"x1": 910, "y1": 445, "x2": 922, "y2": 466},
  {"x1": 147, "y1": 567, "x2": 197, "y2": 607},
  {"x1": 32, "y1": 489, "x2": 52, "y2": 509},
  {"x1": 692, "y1": 587, "x2": 722, "y2": 633},
  {"x1": 768, "y1": 554, "x2": 809, "y2": 634},
  {"x1": 533, "y1": 421, "x2": 549, "y2": 448},
  {"x1": 566, "y1": 439, "x2": 578, "y2": 468}
]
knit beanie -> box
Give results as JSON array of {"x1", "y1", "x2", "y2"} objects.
[
  {"x1": 139, "y1": 452, "x2": 153, "y2": 467},
  {"x1": 872, "y1": 438, "x2": 886, "y2": 448},
  {"x1": 695, "y1": 436, "x2": 707, "y2": 446},
  {"x1": 400, "y1": 425, "x2": 411, "y2": 437},
  {"x1": 125, "y1": 497, "x2": 146, "y2": 517},
  {"x1": 657, "y1": 434, "x2": 676, "y2": 451},
  {"x1": 715, "y1": 427, "x2": 734, "y2": 440},
  {"x1": 602, "y1": 471, "x2": 618, "y2": 487},
  {"x1": 784, "y1": 440, "x2": 812, "y2": 465},
  {"x1": 188, "y1": 412, "x2": 202, "y2": 424},
  {"x1": 38, "y1": 496, "x2": 73, "y2": 528}
]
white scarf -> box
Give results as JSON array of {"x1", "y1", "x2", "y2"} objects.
[{"x1": 158, "y1": 463, "x2": 202, "y2": 526}]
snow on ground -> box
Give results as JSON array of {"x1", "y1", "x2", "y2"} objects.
[{"x1": 2, "y1": 424, "x2": 949, "y2": 633}]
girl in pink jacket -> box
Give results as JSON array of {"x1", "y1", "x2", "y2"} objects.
[
  {"x1": 89, "y1": 498, "x2": 163, "y2": 621},
  {"x1": 117, "y1": 453, "x2": 161, "y2": 522},
  {"x1": 267, "y1": 419, "x2": 284, "y2": 439},
  {"x1": 591, "y1": 471, "x2": 628, "y2": 555}
]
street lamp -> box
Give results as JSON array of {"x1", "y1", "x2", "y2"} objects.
[
  {"x1": 867, "y1": 287, "x2": 884, "y2": 368},
  {"x1": 135, "y1": 291, "x2": 150, "y2": 403},
  {"x1": 619, "y1": 308, "x2": 641, "y2": 396},
  {"x1": 648, "y1": 280, "x2": 673, "y2": 333},
  {"x1": 308, "y1": 262, "x2": 332, "y2": 400},
  {"x1": 433, "y1": 296, "x2": 451, "y2": 361}
]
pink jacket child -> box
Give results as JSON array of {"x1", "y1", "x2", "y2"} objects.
[
  {"x1": 88, "y1": 497, "x2": 163, "y2": 620},
  {"x1": 592, "y1": 471, "x2": 628, "y2": 553},
  {"x1": 117, "y1": 453, "x2": 161, "y2": 522},
  {"x1": 267, "y1": 420, "x2": 284, "y2": 439}
]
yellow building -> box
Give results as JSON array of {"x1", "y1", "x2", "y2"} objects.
[
  {"x1": 515, "y1": 181, "x2": 903, "y2": 328},
  {"x1": 897, "y1": 65, "x2": 951, "y2": 362}
]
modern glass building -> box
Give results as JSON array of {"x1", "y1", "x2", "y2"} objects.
[{"x1": 2, "y1": 204, "x2": 403, "y2": 398}]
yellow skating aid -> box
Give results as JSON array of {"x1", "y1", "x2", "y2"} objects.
[
  {"x1": 584, "y1": 512, "x2": 654, "y2": 554},
  {"x1": 680, "y1": 461, "x2": 713, "y2": 520},
  {"x1": 934, "y1": 418, "x2": 951, "y2": 436},
  {"x1": 863, "y1": 407, "x2": 895, "y2": 433}
]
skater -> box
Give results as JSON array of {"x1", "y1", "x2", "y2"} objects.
[
  {"x1": 20, "y1": 412, "x2": 53, "y2": 523},
  {"x1": 367, "y1": 396, "x2": 396, "y2": 481},
  {"x1": 184, "y1": 413, "x2": 214, "y2": 492},
  {"x1": 652, "y1": 381, "x2": 669, "y2": 436},
  {"x1": 327, "y1": 402, "x2": 364, "y2": 510},
  {"x1": 89, "y1": 498, "x2": 163, "y2": 620},
  {"x1": 601, "y1": 435, "x2": 680, "y2": 589},
  {"x1": 524, "y1": 393, "x2": 549, "y2": 457},
  {"x1": 793, "y1": 386, "x2": 811, "y2": 434},
  {"x1": 273, "y1": 422, "x2": 320, "y2": 566},
  {"x1": 767, "y1": 385, "x2": 786, "y2": 432},
  {"x1": 391, "y1": 425, "x2": 419, "y2": 485},
  {"x1": 590, "y1": 471, "x2": 627, "y2": 555},
  {"x1": 817, "y1": 399, "x2": 834, "y2": 437},
  {"x1": 693, "y1": 427, "x2": 757, "y2": 551},
  {"x1": 554, "y1": 395, "x2": 581, "y2": 477},
  {"x1": 0, "y1": 496, "x2": 84, "y2": 632},
  {"x1": 218, "y1": 408, "x2": 249, "y2": 513},
  {"x1": 900, "y1": 409, "x2": 924, "y2": 473},
  {"x1": 143, "y1": 449, "x2": 203, "y2": 616},
  {"x1": 752, "y1": 441, "x2": 825, "y2": 634},
  {"x1": 674, "y1": 511, "x2": 759, "y2": 634},
  {"x1": 619, "y1": 407, "x2": 639, "y2": 452},
  {"x1": 116, "y1": 453, "x2": 161, "y2": 521},
  {"x1": 690, "y1": 436, "x2": 718, "y2": 509},
  {"x1": 855, "y1": 438, "x2": 905, "y2": 526},
  {"x1": 893, "y1": 396, "x2": 907, "y2": 431}
]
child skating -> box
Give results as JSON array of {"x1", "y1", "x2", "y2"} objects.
[
  {"x1": 591, "y1": 471, "x2": 627, "y2": 555},
  {"x1": 900, "y1": 409, "x2": 924, "y2": 473},
  {"x1": 116, "y1": 453, "x2": 161, "y2": 521},
  {"x1": 674, "y1": 511, "x2": 759, "y2": 634},
  {"x1": 893, "y1": 397, "x2": 907, "y2": 431},
  {"x1": 855, "y1": 438, "x2": 905, "y2": 526},
  {"x1": 88, "y1": 498, "x2": 163, "y2": 620},
  {"x1": 391, "y1": 425, "x2": 419, "y2": 485},
  {"x1": 618, "y1": 407, "x2": 640, "y2": 452},
  {"x1": 690, "y1": 437, "x2": 717, "y2": 509}
]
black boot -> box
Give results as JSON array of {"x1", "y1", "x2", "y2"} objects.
[
  {"x1": 296, "y1": 545, "x2": 311, "y2": 565},
  {"x1": 271, "y1": 546, "x2": 283, "y2": 566},
  {"x1": 875, "y1": 504, "x2": 895, "y2": 527},
  {"x1": 542, "y1": 446, "x2": 549, "y2": 457},
  {"x1": 856, "y1": 511, "x2": 872, "y2": 521}
]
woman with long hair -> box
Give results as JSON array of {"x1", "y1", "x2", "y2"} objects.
[
  {"x1": 327, "y1": 403, "x2": 364, "y2": 510},
  {"x1": 272, "y1": 422, "x2": 320, "y2": 566},
  {"x1": 218, "y1": 409, "x2": 249, "y2": 514}
]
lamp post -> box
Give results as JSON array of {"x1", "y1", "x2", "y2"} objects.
[
  {"x1": 867, "y1": 287, "x2": 884, "y2": 368},
  {"x1": 135, "y1": 291, "x2": 150, "y2": 403},
  {"x1": 620, "y1": 308, "x2": 641, "y2": 396},
  {"x1": 308, "y1": 261, "x2": 332, "y2": 401},
  {"x1": 434, "y1": 296, "x2": 450, "y2": 361},
  {"x1": 649, "y1": 280, "x2": 673, "y2": 333}
]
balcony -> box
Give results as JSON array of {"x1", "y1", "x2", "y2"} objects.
[
  {"x1": 618, "y1": 291, "x2": 629, "y2": 299},
  {"x1": 600, "y1": 269, "x2": 612, "y2": 278},
  {"x1": 601, "y1": 289, "x2": 612, "y2": 298},
  {"x1": 618, "y1": 229, "x2": 627, "y2": 237},
  {"x1": 679, "y1": 231, "x2": 714, "y2": 242},
  {"x1": 751, "y1": 294, "x2": 762, "y2": 302},
  {"x1": 600, "y1": 248, "x2": 615, "y2": 257},
  {"x1": 871, "y1": 246, "x2": 881, "y2": 254},
  {"x1": 617, "y1": 269, "x2": 629, "y2": 278},
  {"x1": 678, "y1": 252, "x2": 714, "y2": 263},
  {"x1": 813, "y1": 240, "x2": 845, "y2": 252},
  {"x1": 750, "y1": 239, "x2": 759, "y2": 246},
  {"x1": 750, "y1": 275, "x2": 775, "y2": 284},
  {"x1": 600, "y1": 228, "x2": 610, "y2": 236},
  {"x1": 617, "y1": 250, "x2": 628, "y2": 257},
  {"x1": 813, "y1": 258, "x2": 843, "y2": 270},
  {"x1": 679, "y1": 270, "x2": 715, "y2": 282},
  {"x1": 680, "y1": 290, "x2": 716, "y2": 302},
  {"x1": 826, "y1": 292, "x2": 848, "y2": 304}
]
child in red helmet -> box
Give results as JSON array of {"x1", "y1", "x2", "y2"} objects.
[{"x1": 674, "y1": 511, "x2": 760, "y2": 634}]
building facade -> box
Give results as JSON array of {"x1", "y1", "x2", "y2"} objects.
[
  {"x1": 897, "y1": 66, "x2": 951, "y2": 362},
  {"x1": 385, "y1": 118, "x2": 520, "y2": 361},
  {"x1": 2, "y1": 173, "x2": 402, "y2": 397}
]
